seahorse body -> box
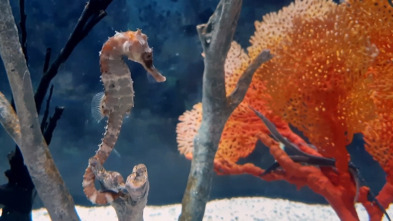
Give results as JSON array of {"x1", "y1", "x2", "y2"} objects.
[{"x1": 83, "y1": 30, "x2": 165, "y2": 204}]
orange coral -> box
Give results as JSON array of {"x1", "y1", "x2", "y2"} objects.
[
  {"x1": 177, "y1": 42, "x2": 316, "y2": 175},
  {"x1": 176, "y1": 103, "x2": 202, "y2": 160},
  {"x1": 253, "y1": 0, "x2": 378, "y2": 170},
  {"x1": 255, "y1": 0, "x2": 393, "y2": 219},
  {"x1": 352, "y1": 0, "x2": 393, "y2": 218},
  {"x1": 177, "y1": 0, "x2": 393, "y2": 220}
]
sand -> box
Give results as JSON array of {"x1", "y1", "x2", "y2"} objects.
[{"x1": 26, "y1": 197, "x2": 391, "y2": 220}]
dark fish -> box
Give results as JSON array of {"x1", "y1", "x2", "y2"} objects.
[{"x1": 249, "y1": 106, "x2": 390, "y2": 220}]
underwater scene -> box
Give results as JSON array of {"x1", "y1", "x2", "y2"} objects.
[{"x1": 0, "y1": 0, "x2": 393, "y2": 220}]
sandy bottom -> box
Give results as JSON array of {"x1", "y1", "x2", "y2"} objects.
[{"x1": 29, "y1": 197, "x2": 391, "y2": 220}]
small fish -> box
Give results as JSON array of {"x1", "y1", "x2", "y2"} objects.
[{"x1": 250, "y1": 106, "x2": 390, "y2": 220}]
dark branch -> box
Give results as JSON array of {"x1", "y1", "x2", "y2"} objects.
[
  {"x1": 0, "y1": 148, "x2": 34, "y2": 221},
  {"x1": 43, "y1": 48, "x2": 51, "y2": 73},
  {"x1": 34, "y1": 0, "x2": 114, "y2": 114},
  {"x1": 40, "y1": 85, "x2": 53, "y2": 131},
  {"x1": 18, "y1": 0, "x2": 28, "y2": 63},
  {"x1": 43, "y1": 106, "x2": 64, "y2": 145}
]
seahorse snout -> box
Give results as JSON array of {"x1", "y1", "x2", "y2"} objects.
[{"x1": 146, "y1": 66, "x2": 166, "y2": 82}]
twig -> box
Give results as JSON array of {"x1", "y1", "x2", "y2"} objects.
[
  {"x1": 228, "y1": 50, "x2": 272, "y2": 107},
  {"x1": 18, "y1": 0, "x2": 28, "y2": 63},
  {"x1": 34, "y1": 0, "x2": 114, "y2": 113},
  {"x1": 40, "y1": 85, "x2": 53, "y2": 131},
  {"x1": 43, "y1": 106, "x2": 64, "y2": 144},
  {"x1": 43, "y1": 48, "x2": 51, "y2": 73},
  {"x1": 0, "y1": 0, "x2": 80, "y2": 220}
]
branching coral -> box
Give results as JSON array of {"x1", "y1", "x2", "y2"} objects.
[{"x1": 177, "y1": 0, "x2": 393, "y2": 220}]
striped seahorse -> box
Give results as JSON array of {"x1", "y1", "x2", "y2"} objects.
[{"x1": 82, "y1": 29, "x2": 165, "y2": 204}]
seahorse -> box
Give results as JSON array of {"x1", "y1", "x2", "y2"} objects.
[{"x1": 82, "y1": 29, "x2": 165, "y2": 204}]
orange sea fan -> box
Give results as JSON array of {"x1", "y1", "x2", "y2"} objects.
[
  {"x1": 348, "y1": 0, "x2": 393, "y2": 172},
  {"x1": 248, "y1": 0, "x2": 336, "y2": 60},
  {"x1": 177, "y1": 0, "x2": 393, "y2": 220},
  {"x1": 176, "y1": 41, "x2": 266, "y2": 172},
  {"x1": 177, "y1": 0, "x2": 361, "y2": 178},
  {"x1": 249, "y1": 0, "x2": 393, "y2": 219},
  {"x1": 176, "y1": 103, "x2": 202, "y2": 159},
  {"x1": 364, "y1": 64, "x2": 393, "y2": 171},
  {"x1": 252, "y1": 0, "x2": 379, "y2": 171},
  {"x1": 176, "y1": 43, "x2": 320, "y2": 175},
  {"x1": 225, "y1": 41, "x2": 250, "y2": 95}
]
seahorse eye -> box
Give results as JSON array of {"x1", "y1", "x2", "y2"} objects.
[
  {"x1": 143, "y1": 52, "x2": 152, "y2": 61},
  {"x1": 142, "y1": 52, "x2": 153, "y2": 68}
]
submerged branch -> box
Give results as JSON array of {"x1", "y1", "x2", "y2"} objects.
[
  {"x1": 18, "y1": 0, "x2": 28, "y2": 63},
  {"x1": 228, "y1": 50, "x2": 272, "y2": 108},
  {"x1": 34, "y1": 0, "x2": 113, "y2": 113},
  {"x1": 0, "y1": 0, "x2": 79, "y2": 220},
  {"x1": 180, "y1": 1, "x2": 272, "y2": 220},
  {"x1": 179, "y1": 0, "x2": 243, "y2": 220},
  {"x1": 89, "y1": 158, "x2": 149, "y2": 221},
  {"x1": 112, "y1": 164, "x2": 149, "y2": 221},
  {"x1": 40, "y1": 85, "x2": 53, "y2": 131},
  {"x1": 43, "y1": 106, "x2": 64, "y2": 144}
]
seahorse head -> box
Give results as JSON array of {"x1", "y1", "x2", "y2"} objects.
[{"x1": 118, "y1": 29, "x2": 166, "y2": 82}]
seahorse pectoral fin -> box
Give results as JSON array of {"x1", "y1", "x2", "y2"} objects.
[{"x1": 91, "y1": 92, "x2": 106, "y2": 122}]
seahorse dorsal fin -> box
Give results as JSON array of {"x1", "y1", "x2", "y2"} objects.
[{"x1": 91, "y1": 92, "x2": 106, "y2": 122}]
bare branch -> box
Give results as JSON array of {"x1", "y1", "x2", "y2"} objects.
[
  {"x1": 43, "y1": 106, "x2": 64, "y2": 144},
  {"x1": 34, "y1": 0, "x2": 114, "y2": 113},
  {"x1": 0, "y1": 0, "x2": 79, "y2": 220},
  {"x1": 42, "y1": 48, "x2": 51, "y2": 73},
  {"x1": 179, "y1": 0, "x2": 243, "y2": 220},
  {"x1": 0, "y1": 92, "x2": 21, "y2": 146},
  {"x1": 40, "y1": 85, "x2": 54, "y2": 131},
  {"x1": 89, "y1": 158, "x2": 149, "y2": 221},
  {"x1": 18, "y1": 0, "x2": 28, "y2": 63},
  {"x1": 227, "y1": 50, "x2": 272, "y2": 109},
  {"x1": 113, "y1": 164, "x2": 149, "y2": 221}
]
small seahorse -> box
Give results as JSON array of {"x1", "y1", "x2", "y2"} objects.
[{"x1": 82, "y1": 29, "x2": 165, "y2": 204}]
